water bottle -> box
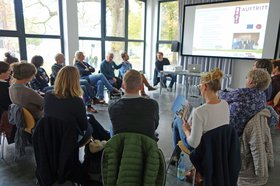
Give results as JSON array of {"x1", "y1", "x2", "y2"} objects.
[{"x1": 177, "y1": 152, "x2": 187, "y2": 181}]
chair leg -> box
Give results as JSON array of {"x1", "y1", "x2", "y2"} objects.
[
  {"x1": 166, "y1": 145, "x2": 180, "y2": 172},
  {"x1": 1, "y1": 132, "x2": 5, "y2": 159},
  {"x1": 192, "y1": 168, "x2": 196, "y2": 186}
]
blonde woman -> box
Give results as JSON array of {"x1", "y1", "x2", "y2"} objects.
[
  {"x1": 44, "y1": 66, "x2": 89, "y2": 132},
  {"x1": 9, "y1": 62, "x2": 44, "y2": 120}
]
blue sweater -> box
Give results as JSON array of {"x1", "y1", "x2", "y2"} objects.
[{"x1": 100, "y1": 60, "x2": 122, "y2": 80}]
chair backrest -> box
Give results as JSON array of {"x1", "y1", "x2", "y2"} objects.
[
  {"x1": 190, "y1": 125, "x2": 241, "y2": 186},
  {"x1": 22, "y1": 107, "x2": 35, "y2": 134},
  {"x1": 101, "y1": 132, "x2": 166, "y2": 186}
]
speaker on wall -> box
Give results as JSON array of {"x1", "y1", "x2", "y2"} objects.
[{"x1": 171, "y1": 41, "x2": 180, "y2": 52}]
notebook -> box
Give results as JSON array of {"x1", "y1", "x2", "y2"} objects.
[{"x1": 188, "y1": 64, "x2": 201, "y2": 73}]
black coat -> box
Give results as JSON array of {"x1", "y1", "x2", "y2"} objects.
[{"x1": 190, "y1": 125, "x2": 241, "y2": 186}]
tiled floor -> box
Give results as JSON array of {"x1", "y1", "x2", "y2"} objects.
[{"x1": 0, "y1": 84, "x2": 279, "y2": 185}]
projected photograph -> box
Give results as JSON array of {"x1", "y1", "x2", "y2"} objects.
[{"x1": 232, "y1": 33, "x2": 260, "y2": 50}]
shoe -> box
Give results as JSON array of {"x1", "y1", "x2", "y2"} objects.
[
  {"x1": 93, "y1": 99, "x2": 106, "y2": 105},
  {"x1": 141, "y1": 92, "x2": 149, "y2": 97},
  {"x1": 148, "y1": 86, "x2": 157, "y2": 91},
  {"x1": 87, "y1": 107, "x2": 98, "y2": 113}
]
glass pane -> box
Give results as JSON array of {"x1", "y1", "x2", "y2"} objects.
[
  {"x1": 23, "y1": 0, "x2": 60, "y2": 35},
  {"x1": 79, "y1": 40, "x2": 102, "y2": 72},
  {"x1": 159, "y1": 1, "x2": 179, "y2": 41},
  {"x1": 128, "y1": 0, "x2": 145, "y2": 40},
  {"x1": 78, "y1": 0, "x2": 101, "y2": 37},
  {"x1": 26, "y1": 38, "x2": 61, "y2": 75},
  {"x1": 127, "y1": 42, "x2": 144, "y2": 71},
  {"x1": 158, "y1": 44, "x2": 178, "y2": 66},
  {"x1": 106, "y1": 0, "x2": 125, "y2": 37},
  {"x1": 0, "y1": 0, "x2": 16, "y2": 30},
  {"x1": 105, "y1": 41, "x2": 125, "y2": 65},
  {"x1": 0, "y1": 37, "x2": 20, "y2": 60}
]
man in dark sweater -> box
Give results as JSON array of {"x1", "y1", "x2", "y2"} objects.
[
  {"x1": 50, "y1": 53, "x2": 65, "y2": 85},
  {"x1": 100, "y1": 53, "x2": 123, "y2": 89},
  {"x1": 153, "y1": 52, "x2": 176, "y2": 91},
  {"x1": 108, "y1": 70, "x2": 159, "y2": 140}
]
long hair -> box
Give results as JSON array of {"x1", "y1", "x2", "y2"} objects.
[{"x1": 54, "y1": 66, "x2": 83, "y2": 99}]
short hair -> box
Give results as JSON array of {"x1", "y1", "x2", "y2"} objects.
[
  {"x1": 121, "y1": 51, "x2": 127, "y2": 59},
  {"x1": 74, "y1": 51, "x2": 84, "y2": 62},
  {"x1": 200, "y1": 68, "x2": 223, "y2": 92},
  {"x1": 157, "y1": 52, "x2": 163, "y2": 56},
  {"x1": 55, "y1": 53, "x2": 64, "y2": 62},
  {"x1": 12, "y1": 62, "x2": 37, "y2": 80},
  {"x1": 0, "y1": 61, "x2": 10, "y2": 74},
  {"x1": 272, "y1": 59, "x2": 280, "y2": 72},
  {"x1": 255, "y1": 58, "x2": 272, "y2": 75},
  {"x1": 31, "y1": 55, "x2": 44, "y2": 68},
  {"x1": 247, "y1": 68, "x2": 271, "y2": 90},
  {"x1": 123, "y1": 69, "x2": 142, "y2": 91},
  {"x1": 54, "y1": 66, "x2": 83, "y2": 99},
  {"x1": 4, "y1": 52, "x2": 19, "y2": 64}
]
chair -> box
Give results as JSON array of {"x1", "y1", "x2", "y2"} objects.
[
  {"x1": 22, "y1": 107, "x2": 36, "y2": 134},
  {"x1": 190, "y1": 125, "x2": 241, "y2": 186},
  {"x1": 101, "y1": 132, "x2": 166, "y2": 186},
  {"x1": 238, "y1": 109, "x2": 274, "y2": 186},
  {"x1": 33, "y1": 117, "x2": 92, "y2": 186}
]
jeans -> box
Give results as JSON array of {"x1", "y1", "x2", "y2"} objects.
[
  {"x1": 81, "y1": 85, "x2": 91, "y2": 106},
  {"x1": 172, "y1": 116, "x2": 194, "y2": 151},
  {"x1": 80, "y1": 79, "x2": 96, "y2": 98},
  {"x1": 87, "y1": 74, "x2": 114, "y2": 100},
  {"x1": 162, "y1": 74, "x2": 177, "y2": 88}
]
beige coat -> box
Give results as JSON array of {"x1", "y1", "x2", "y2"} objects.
[{"x1": 238, "y1": 109, "x2": 274, "y2": 186}]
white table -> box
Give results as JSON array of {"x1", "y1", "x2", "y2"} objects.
[{"x1": 160, "y1": 70, "x2": 232, "y2": 99}]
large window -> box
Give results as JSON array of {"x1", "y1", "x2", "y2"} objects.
[
  {"x1": 77, "y1": 0, "x2": 101, "y2": 37},
  {"x1": 0, "y1": 0, "x2": 63, "y2": 76},
  {"x1": 157, "y1": 0, "x2": 179, "y2": 65},
  {"x1": 77, "y1": 0, "x2": 146, "y2": 72},
  {"x1": 0, "y1": 0, "x2": 16, "y2": 30}
]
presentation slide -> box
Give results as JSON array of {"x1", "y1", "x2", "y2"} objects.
[{"x1": 181, "y1": 0, "x2": 278, "y2": 59}]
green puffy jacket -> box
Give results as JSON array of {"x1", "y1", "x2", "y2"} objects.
[{"x1": 101, "y1": 133, "x2": 166, "y2": 186}]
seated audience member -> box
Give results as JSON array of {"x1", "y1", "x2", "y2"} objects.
[
  {"x1": 0, "y1": 61, "x2": 12, "y2": 114},
  {"x1": 153, "y1": 52, "x2": 176, "y2": 92},
  {"x1": 74, "y1": 51, "x2": 120, "y2": 100},
  {"x1": 4, "y1": 52, "x2": 19, "y2": 64},
  {"x1": 271, "y1": 59, "x2": 280, "y2": 101},
  {"x1": 30, "y1": 55, "x2": 50, "y2": 92},
  {"x1": 100, "y1": 52, "x2": 123, "y2": 89},
  {"x1": 253, "y1": 58, "x2": 273, "y2": 101},
  {"x1": 40, "y1": 66, "x2": 96, "y2": 185},
  {"x1": 9, "y1": 62, "x2": 44, "y2": 120},
  {"x1": 119, "y1": 51, "x2": 156, "y2": 97},
  {"x1": 173, "y1": 68, "x2": 229, "y2": 153},
  {"x1": 108, "y1": 69, "x2": 159, "y2": 140},
  {"x1": 50, "y1": 53, "x2": 65, "y2": 85},
  {"x1": 220, "y1": 68, "x2": 271, "y2": 136}
]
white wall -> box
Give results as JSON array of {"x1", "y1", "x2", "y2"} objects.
[{"x1": 231, "y1": 59, "x2": 255, "y2": 88}]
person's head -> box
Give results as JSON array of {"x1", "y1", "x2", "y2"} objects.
[
  {"x1": 106, "y1": 52, "x2": 114, "y2": 62},
  {"x1": 123, "y1": 69, "x2": 142, "y2": 94},
  {"x1": 121, "y1": 51, "x2": 129, "y2": 61},
  {"x1": 0, "y1": 61, "x2": 11, "y2": 80},
  {"x1": 199, "y1": 68, "x2": 223, "y2": 96},
  {"x1": 246, "y1": 68, "x2": 271, "y2": 90},
  {"x1": 54, "y1": 53, "x2": 65, "y2": 65},
  {"x1": 272, "y1": 59, "x2": 280, "y2": 75},
  {"x1": 4, "y1": 52, "x2": 19, "y2": 64},
  {"x1": 156, "y1": 52, "x2": 164, "y2": 61},
  {"x1": 54, "y1": 66, "x2": 83, "y2": 99},
  {"x1": 253, "y1": 58, "x2": 272, "y2": 75},
  {"x1": 12, "y1": 62, "x2": 37, "y2": 82},
  {"x1": 74, "y1": 51, "x2": 85, "y2": 62},
  {"x1": 31, "y1": 55, "x2": 44, "y2": 68}
]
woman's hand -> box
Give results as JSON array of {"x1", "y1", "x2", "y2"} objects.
[{"x1": 182, "y1": 119, "x2": 191, "y2": 137}]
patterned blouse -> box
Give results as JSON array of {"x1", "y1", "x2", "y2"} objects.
[{"x1": 219, "y1": 88, "x2": 266, "y2": 136}]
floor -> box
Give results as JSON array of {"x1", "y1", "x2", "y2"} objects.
[{"x1": 0, "y1": 84, "x2": 280, "y2": 186}]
